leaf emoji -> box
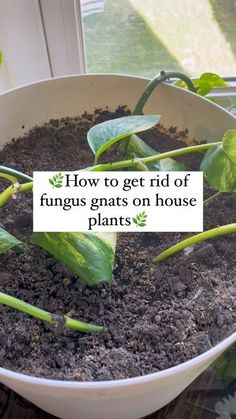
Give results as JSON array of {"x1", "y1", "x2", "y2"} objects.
[{"x1": 132, "y1": 211, "x2": 148, "y2": 227}]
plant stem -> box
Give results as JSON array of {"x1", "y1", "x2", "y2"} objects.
[
  {"x1": 153, "y1": 223, "x2": 236, "y2": 263},
  {"x1": 133, "y1": 71, "x2": 196, "y2": 115},
  {"x1": 204, "y1": 191, "x2": 222, "y2": 206},
  {"x1": 0, "y1": 182, "x2": 33, "y2": 207},
  {"x1": 0, "y1": 291, "x2": 104, "y2": 333},
  {"x1": 0, "y1": 166, "x2": 33, "y2": 182},
  {"x1": 91, "y1": 142, "x2": 221, "y2": 172}
]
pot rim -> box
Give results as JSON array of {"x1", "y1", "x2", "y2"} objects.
[
  {"x1": 0, "y1": 73, "x2": 235, "y2": 121},
  {"x1": 0, "y1": 74, "x2": 235, "y2": 388}
]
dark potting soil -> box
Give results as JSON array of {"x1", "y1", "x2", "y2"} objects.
[{"x1": 0, "y1": 107, "x2": 235, "y2": 381}]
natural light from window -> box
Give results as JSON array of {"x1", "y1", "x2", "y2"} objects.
[{"x1": 81, "y1": 0, "x2": 236, "y2": 77}]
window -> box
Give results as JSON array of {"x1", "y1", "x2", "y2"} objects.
[{"x1": 81, "y1": 0, "x2": 236, "y2": 78}]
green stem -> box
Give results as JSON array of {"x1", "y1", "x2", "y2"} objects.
[
  {"x1": 0, "y1": 166, "x2": 33, "y2": 183},
  {"x1": 0, "y1": 291, "x2": 104, "y2": 333},
  {"x1": 0, "y1": 182, "x2": 33, "y2": 207},
  {"x1": 0, "y1": 173, "x2": 18, "y2": 184},
  {"x1": 204, "y1": 191, "x2": 222, "y2": 206},
  {"x1": 135, "y1": 159, "x2": 149, "y2": 171},
  {"x1": 229, "y1": 103, "x2": 236, "y2": 111},
  {"x1": 133, "y1": 71, "x2": 196, "y2": 115},
  {"x1": 153, "y1": 223, "x2": 236, "y2": 263},
  {"x1": 91, "y1": 142, "x2": 221, "y2": 172}
]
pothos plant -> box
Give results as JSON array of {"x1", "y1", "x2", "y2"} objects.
[{"x1": 0, "y1": 71, "x2": 235, "y2": 333}]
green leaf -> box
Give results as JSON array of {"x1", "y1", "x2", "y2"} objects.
[
  {"x1": 88, "y1": 115, "x2": 160, "y2": 163},
  {"x1": 223, "y1": 131, "x2": 236, "y2": 163},
  {"x1": 201, "y1": 130, "x2": 236, "y2": 192},
  {"x1": 195, "y1": 73, "x2": 228, "y2": 96},
  {"x1": 49, "y1": 179, "x2": 54, "y2": 186},
  {"x1": 0, "y1": 51, "x2": 3, "y2": 66},
  {"x1": 31, "y1": 232, "x2": 117, "y2": 286},
  {"x1": 174, "y1": 79, "x2": 187, "y2": 89},
  {"x1": 0, "y1": 227, "x2": 23, "y2": 254},
  {"x1": 132, "y1": 211, "x2": 148, "y2": 227},
  {"x1": 125, "y1": 134, "x2": 185, "y2": 171},
  {"x1": 213, "y1": 345, "x2": 236, "y2": 379},
  {"x1": 229, "y1": 102, "x2": 236, "y2": 112},
  {"x1": 175, "y1": 73, "x2": 228, "y2": 97}
]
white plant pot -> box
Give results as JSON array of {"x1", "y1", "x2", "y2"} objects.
[{"x1": 0, "y1": 74, "x2": 236, "y2": 419}]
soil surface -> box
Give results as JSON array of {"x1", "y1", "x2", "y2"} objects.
[{"x1": 0, "y1": 107, "x2": 235, "y2": 381}]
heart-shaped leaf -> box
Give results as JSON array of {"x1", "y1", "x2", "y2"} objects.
[
  {"x1": 88, "y1": 115, "x2": 160, "y2": 163},
  {"x1": 200, "y1": 130, "x2": 236, "y2": 192},
  {"x1": 125, "y1": 134, "x2": 185, "y2": 171},
  {"x1": 175, "y1": 72, "x2": 228, "y2": 97},
  {"x1": 31, "y1": 232, "x2": 116, "y2": 286},
  {"x1": 0, "y1": 227, "x2": 23, "y2": 254}
]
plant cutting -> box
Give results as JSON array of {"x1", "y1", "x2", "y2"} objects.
[{"x1": 0, "y1": 72, "x2": 236, "y2": 419}]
